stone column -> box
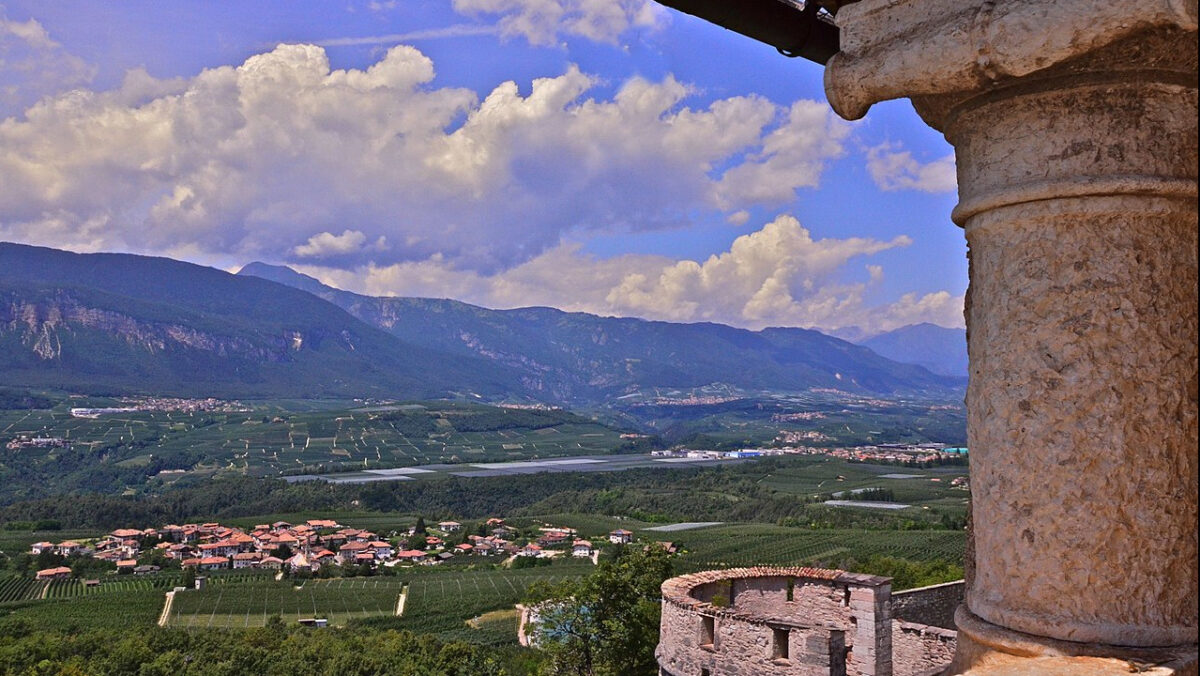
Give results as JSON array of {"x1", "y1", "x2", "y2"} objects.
[{"x1": 825, "y1": 1, "x2": 1197, "y2": 672}]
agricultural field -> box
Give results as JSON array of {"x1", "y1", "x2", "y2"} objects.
[
  {"x1": 0, "y1": 528, "x2": 100, "y2": 556},
  {"x1": 168, "y1": 577, "x2": 407, "y2": 628},
  {"x1": 0, "y1": 589, "x2": 167, "y2": 631},
  {"x1": 387, "y1": 560, "x2": 595, "y2": 645},
  {"x1": 0, "y1": 574, "x2": 44, "y2": 603},
  {"x1": 649, "y1": 524, "x2": 965, "y2": 576},
  {"x1": 164, "y1": 561, "x2": 594, "y2": 642},
  {"x1": 42, "y1": 575, "x2": 180, "y2": 598},
  {"x1": 0, "y1": 399, "x2": 627, "y2": 499},
  {"x1": 613, "y1": 390, "x2": 967, "y2": 449},
  {"x1": 0, "y1": 569, "x2": 281, "y2": 631}
]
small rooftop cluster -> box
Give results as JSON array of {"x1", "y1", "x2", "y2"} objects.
[{"x1": 31, "y1": 517, "x2": 658, "y2": 579}]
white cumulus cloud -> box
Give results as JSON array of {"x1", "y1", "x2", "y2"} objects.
[
  {"x1": 450, "y1": 0, "x2": 666, "y2": 46},
  {"x1": 866, "y1": 142, "x2": 957, "y2": 193},
  {"x1": 0, "y1": 10, "x2": 94, "y2": 116},
  {"x1": 293, "y1": 229, "x2": 386, "y2": 259},
  {"x1": 297, "y1": 214, "x2": 963, "y2": 334},
  {"x1": 0, "y1": 43, "x2": 847, "y2": 273}
]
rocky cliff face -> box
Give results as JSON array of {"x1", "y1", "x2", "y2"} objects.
[{"x1": 1, "y1": 293, "x2": 304, "y2": 363}]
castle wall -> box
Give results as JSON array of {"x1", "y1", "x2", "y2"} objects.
[
  {"x1": 657, "y1": 568, "x2": 894, "y2": 676},
  {"x1": 657, "y1": 598, "x2": 846, "y2": 676},
  {"x1": 892, "y1": 621, "x2": 957, "y2": 676},
  {"x1": 891, "y1": 581, "x2": 964, "y2": 630}
]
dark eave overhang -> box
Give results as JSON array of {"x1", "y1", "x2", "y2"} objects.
[{"x1": 653, "y1": 0, "x2": 840, "y2": 65}]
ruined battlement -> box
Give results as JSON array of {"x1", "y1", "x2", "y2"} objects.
[{"x1": 657, "y1": 567, "x2": 956, "y2": 676}]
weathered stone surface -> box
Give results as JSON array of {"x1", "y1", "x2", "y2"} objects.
[
  {"x1": 893, "y1": 622, "x2": 956, "y2": 676},
  {"x1": 891, "y1": 581, "x2": 963, "y2": 630},
  {"x1": 656, "y1": 568, "x2": 956, "y2": 676},
  {"x1": 823, "y1": 0, "x2": 1197, "y2": 670},
  {"x1": 942, "y1": 31, "x2": 1198, "y2": 646},
  {"x1": 963, "y1": 193, "x2": 1197, "y2": 644},
  {"x1": 824, "y1": 0, "x2": 1198, "y2": 120}
]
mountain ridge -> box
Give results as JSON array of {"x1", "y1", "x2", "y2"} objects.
[
  {"x1": 0, "y1": 243, "x2": 521, "y2": 399},
  {"x1": 860, "y1": 322, "x2": 968, "y2": 377},
  {"x1": 238, "y1": 261, "x2": 965, "y2": 402},
  {"x1": 0, "y1": 242, "x2": 964, "y2": 403}
]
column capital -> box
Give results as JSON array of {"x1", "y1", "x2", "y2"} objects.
[{"x1": 824, "y1": 0, "x2": 1198, "y2": 122}]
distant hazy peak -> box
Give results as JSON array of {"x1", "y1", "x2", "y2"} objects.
[
  {"x1": 237, "y1": 262, "x2": 338, "y2": 296},
  {"x1": 860, "y1": 323, "x2": 968, "y2": 377}
]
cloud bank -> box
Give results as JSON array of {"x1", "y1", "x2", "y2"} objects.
[
  {"x1": 300, "y1": 215, "x2": 965, "y2": 333},
  {"x1": 0, "y1": 11, "x2": 94, "y2": 115},
  {"x1": 0, "y1": 43, "x2": 849, "y2": 273},
  {"x1": 867, "y1": 143, "x2": 957, "y2": 193},
  {"x1": 450, "y1": 0, "x2": 667, "y2": 45},
  {"x1": 0, "y1": 28, "x2": 962, "y2": 335}
]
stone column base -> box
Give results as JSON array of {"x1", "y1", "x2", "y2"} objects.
[{"x1": 945, "y1": 606, "x2": 1198, "y2": 676}]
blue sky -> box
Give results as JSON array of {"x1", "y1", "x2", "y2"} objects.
[{"x1": 0, "y1": 0, "x2": 965, "y2": 336}]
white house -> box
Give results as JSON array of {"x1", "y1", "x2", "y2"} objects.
[{"x1": 608, "y1": 529, "x2": 633, "y2": 545}]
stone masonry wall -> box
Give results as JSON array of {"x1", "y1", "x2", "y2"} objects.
[
  {"x1": 693, "y1": 577, "x2": 851, "y2": 627},
  {"x1": 890, "y1": 581, "x2": 964, "y2": 630},
  {"x1": 657, "y1": 568, "x2": 893, "y2": 676},
  {"x1": 657, "y1": 599, "x2": 846, "y2": 676},
  {"x1": 891, "y1": 621, "x2": 956, "y2": 676}
]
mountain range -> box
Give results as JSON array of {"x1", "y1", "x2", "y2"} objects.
[
  {"x1": 860, "y1": 323, "x2": 968, "y2": 377},
  {"x1": 0, "y1": 242, "x2": 965, "y2": 404}
]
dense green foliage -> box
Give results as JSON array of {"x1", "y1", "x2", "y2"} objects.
[
  {"x1": 526, "y1": 546, "x2": 674, "y2": 676},
  {"x1": 0, "y1": 625, "x2": 524, "y2": 676},
  {"x1": 0, "y1": 456, "x2": 967, "y2": 532},
  {"x1": 838, "y1": 555, "x2": 964, "y2": 590},
  {"x1": 0, "y1": 388, "x2": 57, "y2": 410}
]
